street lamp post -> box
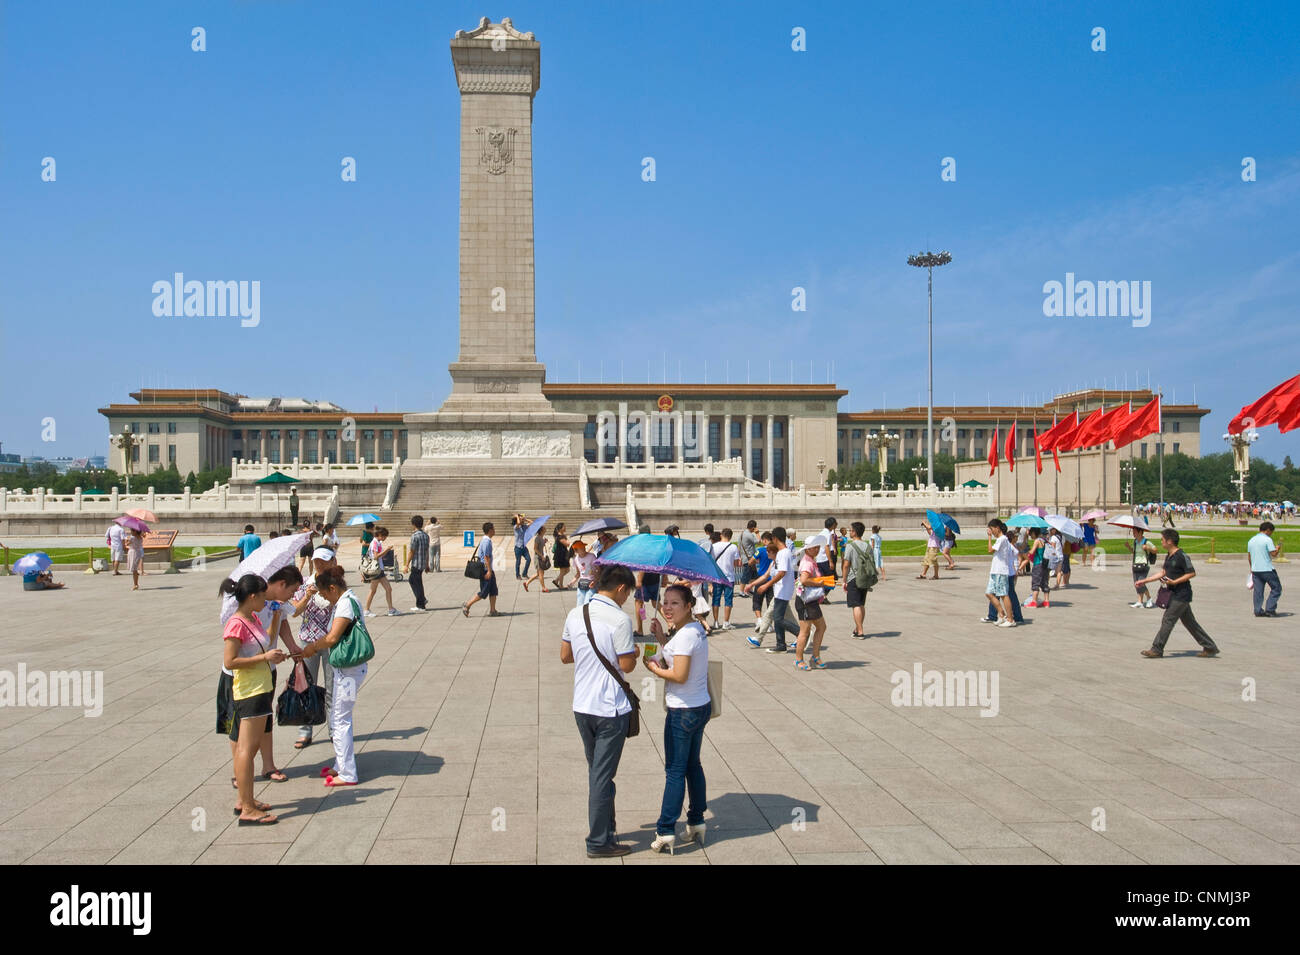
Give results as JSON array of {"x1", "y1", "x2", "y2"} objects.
[
  {"x1": 816, "y1": 457, "x2": 827, "y2": 490},
  {"x1": 867, "y1": 430, "x2": 900, "y2": 490},
  {"x1": 1224, "y1": 430, "x2": 1258, "y2": 525},
  {"x1": 1121, "y1": 460, "x2": 1136, "y2": 511},
  {"x1": 108, "y1": 425, "x2": 144, "y2": 495},
  {"x1": 907, "y1": 250, "x2": 952, "y2": 489}
]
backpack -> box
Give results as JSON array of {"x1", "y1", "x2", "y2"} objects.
[{"x1": 849, "y1": 540, "x2": 879, "y2": 593}]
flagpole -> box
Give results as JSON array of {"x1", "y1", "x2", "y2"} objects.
[
  {"x1": 996, "y1": 419, "x2": 1001, "y2": 516},
  {"x1": 1100, "y1": 402, "x2": 1106, "y2": 510},
  {"x1": 1033, "y1": 414, "x2": 1039, "y2": 508},
  {"x1": 1052, "y1": 407, "x2": 1059, "y2": 514},
  {"x1": 1157, "y1": 391, "x2": 1164, "y2": 506},
  {"x1": 1014, "y1": 424, "x2": 1020, "y2": 510}
]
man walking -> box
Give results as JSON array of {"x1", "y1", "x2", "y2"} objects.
[
  {"x1": 1137, "y1": 529, "x2": 1220, "y2": 658},
  {"x1": 710, "y1": 528, "x2": 741, "y2": 631},
  {"x1": 288, "y1": 487, "x2": 299, "y2": 526},
  {"x1": 405, "y1": 515, "x2": 430, "y2": 612},
  {"x1": 106, "y1": 521, "x2": 126, "y2": 575},
  {"x1": 462, "y1": 522, "x2": 499, "y2": 617},
  {"x1": 560, "y1": 565, "x2": 638, "y2": 858},
  {"x1": 746, "y1": 526, "x2": 798, "y2": 652},
  {"x1": 739, "y1": 520, "x2": 760, "y2": 591},
  {"x1": 843, "y1": 521, "x2": 875, "y2": 639},
  {"x1": 1248, "y1": 521, "x2": 1282, "y2": 617}
]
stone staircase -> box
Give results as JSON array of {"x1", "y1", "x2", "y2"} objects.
[{"x1": 385, "y1": 459, "x2": 602, "y2": 538}]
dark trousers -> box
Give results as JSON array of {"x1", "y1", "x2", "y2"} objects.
[
  {"x1": 771, "y1": 597, "x2": 795, "y2": 648},
  {"x1": 987, "y1": 576, "x2": 1024, "y2": 622},
  {"x1": 656, "y1": 704, "x2": 709, "y2": 836},
  {"x1": 1152, "y1": 598, "x2": 1218, "y2": 653},
  {"x1": 514, "y1": 545, "x2": 530, "y2": 578},
  {"x1": 574, "y1": 710, "x2": 629, "y2": 851},
  {"x1": 1252, "y1": 571, "x2": 1282, "y2": 614},
  {"x1": 408, "y1": 568, "x2": 426, "y2": 609}
]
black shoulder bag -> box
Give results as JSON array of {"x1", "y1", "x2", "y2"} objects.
[
  {"x1": 582, "y1": 603, "x2": 639, "y2": 738},
  {"x1": 464, "y1": 540, "x2": 485, "y2": 580}
]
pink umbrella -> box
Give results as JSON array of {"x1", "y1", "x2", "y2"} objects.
[
  {"x1": 1018, "y1": 505, "x2": 1047, "y2": 518},
  {"x1": 125, "y1": 508, "x2": 157, "y2": 523},
  {"x1": 1082, "y1": 509, "x2": 1108, "y2": 521},
  {"x1": 115, "y1": 515, "x2": 150, "y2": 533}
]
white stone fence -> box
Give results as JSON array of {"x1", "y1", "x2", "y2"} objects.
[
  {"x1": 586, "y1": 458, "x2": 746, "y2": 481},
  {"x1": 0, "y1": 485, "x2": 340, "y2": 522},
  {"x1": 628, "y1": 483, "x2": 995, "y2": 511},
  {"x1": 230, "y1": 457, "x2": 400, "y2": 483}
]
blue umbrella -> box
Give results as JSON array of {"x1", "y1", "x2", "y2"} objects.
[
  {"x1": 574, "y1": 516, "x2": 627, "y2": 536},
  {"x1": 1006, "y1": 513, "x2": 1050, "y2": 529},
  {"x1": 924, "y1": 509, "x2": 947, "y2": 537},
  {"x1": 938, "y1": 512, "x2": 961, "y2": 534},
  {"x1": 346, "y1": 513, "x2": 380, "y2": 527},
  {"x1": 13, "y1": 552, "x2": 52, "y2": 576},
  {"x1": 522, "y1": 514, "x2": 551, "y2": 546},
  {"x1": 594, "y1": 534, "x2": 728, "y2": 585}
]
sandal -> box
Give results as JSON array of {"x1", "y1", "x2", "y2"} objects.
[
  {"x1": 237, "y1": 813, "x2": 279, "y2": 826},
  {"x1": 325, "y1": 776, "x2": 358, "y2": 787},
  {"x1": 461, "y1": 603, "x2": 470, "y2": 617},
  {"x1": 810, "y1": 655, "x2": 828, "y2": 669},
  {"x1": 233, "y1": 800, "x2": 273, "y2": 815},
  {"x1": 320, "y1": 765, "x2": 338, "y2": 778},
  {"x1": 261, "y1": 770, "x2": 288, "y2": 782},
  {"x1": 294, "y1": 737, "x2": 311, "y2": 749},
  {"x1": 793, "y1": 659, "x2": 812, "y2": 671}
]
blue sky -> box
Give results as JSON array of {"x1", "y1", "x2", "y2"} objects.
[{"x1": 2, "y1": 0, "x2": 1298, "y2": 464}]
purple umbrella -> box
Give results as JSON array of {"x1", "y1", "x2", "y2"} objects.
[{"x1": 115, "y1": 515, "x2": 150, "y2": 533}]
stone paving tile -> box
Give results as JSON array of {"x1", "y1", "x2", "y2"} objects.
[{"x1": 2, "y1": 562, "x2": 1297, "y2": 864}]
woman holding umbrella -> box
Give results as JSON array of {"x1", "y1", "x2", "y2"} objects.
[{"x1": 126, "y1": 526, "x2": 145, "y2": 590}]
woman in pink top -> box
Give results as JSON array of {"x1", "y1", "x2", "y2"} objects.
[
  {"x1": 793, "y1": 537, "x2": 830, "y2": 670},
  {"x1": 363, "y1": 527, "x2": 397, "y2": 617}
]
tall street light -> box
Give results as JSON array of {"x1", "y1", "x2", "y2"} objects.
[
  {"x1": 1224, "y1": 429, "x2": 1258, "y2": 524},
  {"x1": 867, "y1": 430, "x2": 899, "y2": 489},
  {"x1": 907, "y1": 250, "x2": 952, "y2": 489}
]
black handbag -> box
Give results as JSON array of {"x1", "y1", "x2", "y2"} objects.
[
  {"x1": 464, "y1": 542, "x2": 485, "y2": 580},
  {"x1": 583, "y1": 604, "x2": 639, "y2": 738},
  {"x1": 1154, "y1": 585, "x2": 1172, "y2": 609},
  {"x1": 276, "y1": 660, "x2": 328, "y2": 726}
]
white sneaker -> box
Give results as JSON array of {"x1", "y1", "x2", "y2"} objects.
[
  {"x1": 386, "y1": 608, "x2": 400, "y2": 616},
  {"x1": 997, "y1": 619, "x2": 1016, "y2": 628},
  {"x1": 1143, "y1": 600, "x2": 1154, "y2": 609},
  {"x1": 1129, "y1": 601, "x2": 1144, "y2": 608},
  {"x1": 721, "y1": 622, "x2": 735, "y2": 631},
  {"x1": 978, "y1": 616, "x2": 994, "y2": 623},
  {"x1": 364, "y1": 610, "x2": 376, "y2": 618},
  {"x1": 409, "y1": 607, "x2": 426, "y2": 613}
]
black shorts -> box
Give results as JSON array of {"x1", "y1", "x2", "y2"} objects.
[
  {"x1": 478, "y1": 574, "x2": 499, "y2": 599},
  {"x1": 229, "y1": 692, "x2": 274, "y2": 741},
  {"x1": 1031, "y1": 563, "x2": 1050, "y2": 591},
  {"x1": 1132, "y1": 566, "x2": 1149, "y2": 583},
  {"x1": 845, "y1": 581, "x2": 865, "y2": 608},
  {"x1": 215, "y1": 671, "x2": 234, "y2": 735},
  {"x1": 795, "y1": 596, "x2": 823, "y2": 621},
  {"x1": 635, "y1": 583, "x2": 660, "y2": 603}
]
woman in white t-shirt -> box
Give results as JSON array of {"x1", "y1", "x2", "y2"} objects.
[
  {"x1": 300, "y1": 566, "x2": 370, "y2": 786},
  {"x1": 643, "y1": 583, "x2": 710, "y2": 855}
]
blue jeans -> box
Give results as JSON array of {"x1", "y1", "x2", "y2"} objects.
[
  {"x1": 574, "y1": 710, "x2": 629, "y2": 851},
  {"x1": 514, "y1": 545, "x2": 530, "y2": 578},
  {"x1": 656, "y1": 703, "x2": 709, "y2": 836},
  {"x1": 711, "y1": 584, "x2": 734, "y2": 607},
  {"x1": 771, "y1": 597, "x2": 795, "y2": 648},
  {"x1": 1253, "y1": 570, "x2": 1282, "y2": 613},
  {"x1": 577, "y1": 581, "x2": 595, "y2": 607},
  {"x1": 987, "y1": 575, "x2": 1024, "y2": 622}
]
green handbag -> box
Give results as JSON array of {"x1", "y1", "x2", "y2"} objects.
[{"x1": 329, "y1": 596, "x2": 376, "y2": 668}]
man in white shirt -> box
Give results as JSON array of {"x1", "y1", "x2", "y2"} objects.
[
  {"x1": 745, "y1": 526, "x2": 799, "y2": 652},
  {"x1": 710, "y1": 528, "x2": 742, "y2": 631},
  {"x1": 106, "y1": 522, "x2": 126, "y2": 575},
  {"x1": 561, "y1": 564, "x2": 638, "y2": 858},
  {"x1": 983, "y1": 519, "x2": 1018, "y2": 627}
]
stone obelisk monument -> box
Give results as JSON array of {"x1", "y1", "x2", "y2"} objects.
[{"x1": 405, "y1": 17, "x2": 584, "y2": 462}]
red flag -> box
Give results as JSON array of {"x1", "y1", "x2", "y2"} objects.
[
  {"x1": 1111, "y1": 396, "x2": 1160, "y2": 449},
  {"x1": 1037, "y1": 411, "x2": 1077, "y2": 451},
  {"x1": 1005, "y1": 420, "x2": 1017, "y2": 472},
  {"x1": 1055, "y1": 407, "x2": 1101, "y2": 452},
  {"x1": 988, "y1": 426, "x2": 999, "y2": 476},
  {"x1": 1276, "y1": 391, "x2": 1300, "y2": 433},
  {"x1": 1088, "y1": 403, "x2": 1131, "y2": 448},
  {"x1": 1052, "y1": 447, "x2": 1061, "y2": 472},
  {"x1": 1034, "y1": 426, "x2": 1043, "y2": 473},
  {"x1": 1069, "y1": 404, "x2": 1128, "y2": 450},
  {"x1": 1229, "y1": 373, "x2": 1300, "y2": 434}
]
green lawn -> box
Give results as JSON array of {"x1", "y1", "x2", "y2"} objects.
[
  {"x1": 882, "y1": 527, "x2": 1289, "y2": 558},
  {"x1": 3, "y1": 546, "x2": 226, "y2": 565}
]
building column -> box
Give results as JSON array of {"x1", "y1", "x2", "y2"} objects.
[
  {"x1": 744, "y1": 414, "x2": 753, "y2": 480},
  {"x1": 765, "y1": 414, "x2": 775, "y2": 485},
  {"x1": 699, "y1": 413, "x2": 709, "y2": 461},
  {"x1": 723, "y1": 413, "x2": 732, "y2": 461},
  {"x1": 618, "y1": 401, "x2": 628, "y2": 462},
  {"x1": 786, "y1": 416, "x2": 795, "y2": 489},
  {"x1": 596, "y1": 414, "x2": 606, "y2": 463},
  {"x1": 316, "y1": 433, "x2": 324, "y2": 463},
  {"x1": 334, "y1": 432, "x2": 342, "y2": 462},
  {"x1": 674, "y1": 410, "x2": 685, "y2": 464}
]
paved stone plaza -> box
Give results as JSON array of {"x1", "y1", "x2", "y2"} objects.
[{"x1": 1, "y1": 554, "x2": 1297, "y2": 865}]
